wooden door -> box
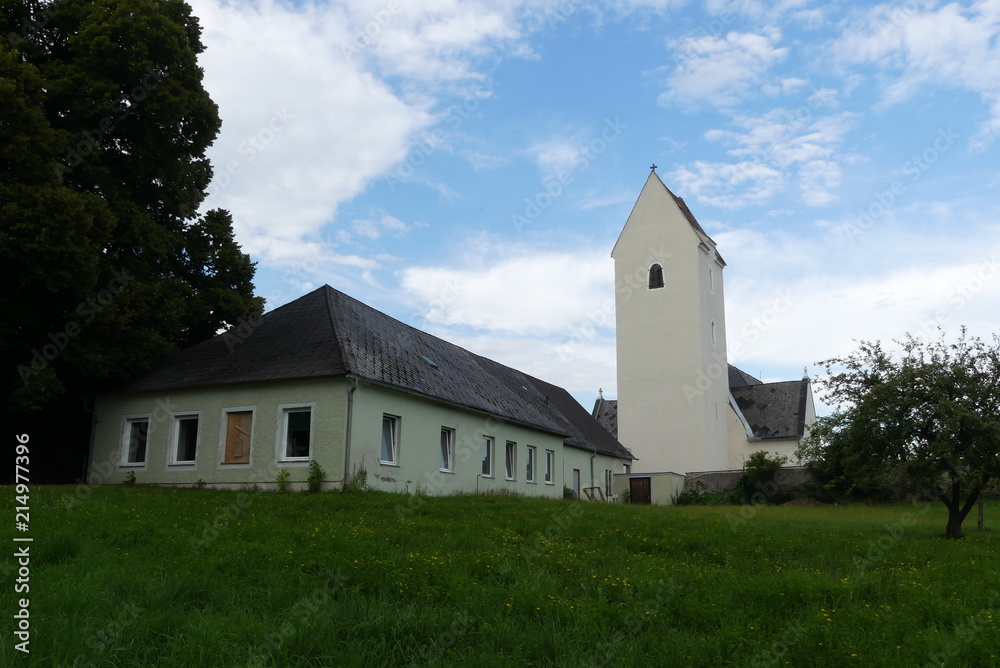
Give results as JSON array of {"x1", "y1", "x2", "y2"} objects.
[{"x1": 629, "y1": 477, "x2": 651, "y2": 505}]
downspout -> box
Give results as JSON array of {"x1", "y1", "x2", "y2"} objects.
[
  {"x1": 84, "y1": 397, "x2": 98, "y2": 485},
  {"x1": 343, "y1": 377, "x2": 359, "y2": 487},
  {"x1": 590, "y1": 446, "x2": 597, "y2": 493}
]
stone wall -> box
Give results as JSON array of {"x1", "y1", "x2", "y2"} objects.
[{"x1": 683, "y1": 466, "x2": 814, "y2": 496}]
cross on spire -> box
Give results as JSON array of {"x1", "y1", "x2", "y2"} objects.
[{"x1": 649, "y1": 163, "x2": 658, "y2": 171}]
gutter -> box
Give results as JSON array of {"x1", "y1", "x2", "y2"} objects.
[{"x1": 343, "y1": 376, "x2": 359, "y2": 486}]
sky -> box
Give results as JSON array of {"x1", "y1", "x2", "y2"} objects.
[{"x1": 186, "y1": 0, "x2": 1000, "y2": 413}]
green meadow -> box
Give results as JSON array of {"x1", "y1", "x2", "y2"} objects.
[{"x1": 3, "y1": 486, "x2": 999, "y2": 667}]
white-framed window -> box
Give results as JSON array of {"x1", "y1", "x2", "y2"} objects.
[
  {"x1": 120, "y1": 415, "x2": 150, "y2": 467},
  {"x1": 221, "y1": 407, "x2": 255, "y2": 465},
  {"x1": 544, "y1": 449, "x2": 555, "y2": 484},
  {"x1": 169, "y1": 413, "x2": 199, "y2": 465},
  {"x1": 711, "y1": 320, "x2": 717, "y2": 347},
  {"x1": 505, "y1": 441, "x2": 516, "y2": 480},
  {"x1": 278, "y1": 404, "x2": 313, "y2": 462},
  {"x1": 440, "y1": 427, "x2": 455, "y2": 472},
  {"x1": 381, "y1": 415, "x2": 399, "y2": 465},
  {"x1": 482, "y1": 436, "x2": 494, "y2": 477},
  {"x1": 526, "y1": 446, "x2": 536, "y2": 483}
]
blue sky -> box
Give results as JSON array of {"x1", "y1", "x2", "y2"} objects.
[{"x1": 187, "y1": 0, "x2": 1000, "y2": 412}]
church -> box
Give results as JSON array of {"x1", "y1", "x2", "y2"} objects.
[
  {"x1": 594, "y1": 169, "x2": 816, "y2": 503},
  {"x1": 87, "y1": 169, "x2": 813, "y2": 503}
]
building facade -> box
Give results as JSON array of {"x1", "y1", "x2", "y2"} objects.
[
  {"x1": 91, "y1": 286, "x2": 634, "y2": 495},
  {"x1": 599, "y1": 170, "x2": 815, "y2": 481}
]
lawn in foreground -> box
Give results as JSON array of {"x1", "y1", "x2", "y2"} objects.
[{"x1": 2, "y1": 486, "x2": 999, "y2": 667}]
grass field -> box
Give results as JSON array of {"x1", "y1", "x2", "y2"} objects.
[{"x1": 3, "y1": 486, "x2": 999, "y2": 667}]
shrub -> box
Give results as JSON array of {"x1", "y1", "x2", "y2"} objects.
[
  {"x1": 275, "y1": 468, "x2": 291, "y2": 493},
  {"x1": 733, "y1": 451, "x2": 791, "y2": 505},
  {"x1": 673, "y1": 490, "x2": 737, "y2": 506},
  {"x1": 342, "y1": 465, "x2": 368, "y2": 493},
  {"x1": 122, "y1": 471, "x2": 136, "y2": 486},
  {"x1": 307, "y1": 460, "x2": 325, "y2": 493}
]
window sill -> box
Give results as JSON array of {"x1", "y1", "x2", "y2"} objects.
[
  {"x1": 168, "y1": 462, "x2": 196, "y2": 467},
  {"x1": 505, "y1": 477, "x2": 515, "y2": 482},
  {"x1": 526, "y1": 480, "x2": 536, "y2": 484},
  {"x1": 439, "y1": 468, "x2": 454, "y2": 474},
  {"x1": 380, "y1": 461, "x2": 399, "y2": 467},
  {"x1": 120, "y1": 463, "x2": 146, "y2": 469},
  {"x1": 278, "y1": 458, "x2": 310, "y2": 465},
  {"x1": 220, "y1": 461, "x2": 251, "y2": 466}
]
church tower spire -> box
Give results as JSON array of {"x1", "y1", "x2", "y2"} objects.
[{"x1": 612, "y1": 171, "x2": 730, "y2": 474}]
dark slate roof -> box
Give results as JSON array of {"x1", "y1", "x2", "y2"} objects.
[
  {"x1": 126, "y1": 286, "x2": 346, "y2": 390},
  {"x1": 728, "y1": 364, "x2": 762, "y2": 388},
  {"x1": 125, "y1": 285, "x2": 633, "y2": 459},
  {"x1": 655, "y1": 172, "x2": 727, "y2": 267},
  {"x1": 528, "y1": 380, "x2": 632, "y2": 460},
  {"x1": 591, "y1": 397, "x2": 618, "y2": 439},
  {"x1": 730, "y1": 379, "x2": 810, "y2": 440}
]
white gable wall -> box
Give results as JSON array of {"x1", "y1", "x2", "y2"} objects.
[{"x1": 613, "y1": 173, "x2": 731, "y2": 474}]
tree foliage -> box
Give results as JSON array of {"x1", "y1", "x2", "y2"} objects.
[
  {"x1": 1, "y1": 0, "x2": 263, "y2": 412},
  {"x1": 800, "y1": 330, "x2": 1000, "y2": 538}
]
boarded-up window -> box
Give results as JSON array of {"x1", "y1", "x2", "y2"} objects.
[
  {"x1": 224, "y1": 411, "x2": 253, "y2": 463},
  {"x1": 648, "y1": 263, "x2": 664, "y2": 289}
]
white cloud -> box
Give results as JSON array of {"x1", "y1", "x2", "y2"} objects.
[
  {"x1": 187, "y1": 0, "x2": 556, "y2": 267},
  {"x1": 677, "y1": 108, "x2": 855, "y2": 206},
  {"x1": 349, "y1": 211, "x2": 411, "y2": 241},
  {"x1": 401, "y1": 245, "x2": 613, "y2": 336},
  {"x1": 835, "y1": 1, "x2": 1000, "y2": 149},
  {"x1": 661, "y1": 28, "x2": 788, "y2": 108},
  {"x1": 717, "y1": 222, "x2": 1000, "y2": 396},
  {"x1": 668, "y1": 160, "x2": 785, "y2": 208},
  {"x1": 528, "y1": 135, "x2": 589, "y2": 179}
]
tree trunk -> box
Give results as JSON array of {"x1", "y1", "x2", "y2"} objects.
[
  {"x1": 946, "y1": 510, "x2": 964, "y2": 539},
  {"x1": 978, "y1": 495, "x2": 985, "y2": 531}
]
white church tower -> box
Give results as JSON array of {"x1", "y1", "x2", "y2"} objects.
[{"x1": 612, "y1": 169, "x2": 731, "y2": 474}]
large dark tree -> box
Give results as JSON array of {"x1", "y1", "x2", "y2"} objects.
[
  {"x1": 2, "y1": 0, "x2": 262, "y2": 410},
  {"x1": 1, "y1": 0, "x2": 263, "y2": 478},
  {"x1": 800, "y1": 330, "x2": 1000, "y2": 539}
]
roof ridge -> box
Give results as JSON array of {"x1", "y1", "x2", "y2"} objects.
[{"x1": 321, "y1": 285, "x2": 354, "y2": 376}]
